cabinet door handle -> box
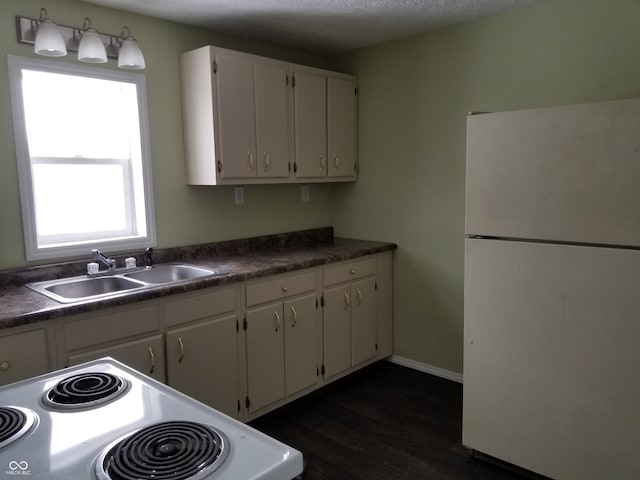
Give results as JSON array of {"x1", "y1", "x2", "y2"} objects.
[
  {"x1": 291, "y1": 306, "x2": 298, "y2": 327},
  {"x1": 178, "y1": 337, "x2": 185, "y2": 363},
  {"x1": 319, "y1": 154, "x2": 325, "y2": 172},
  {"x1": 264, "y1": 152, "x2": 270, "y2": 172},
  {"x1": 148, "y1": 347, "x2": 156, "y2": 375},
  {"x1": 247, "y1": 150, "x2": 254, "y2": 171},
  {"x1": 333, "y1": 154, "x2": 339, "y2": 170},
  {"x1": 350, "y1": 269, "x2": 356, "y2": 275},
  {"x1": 282, "y1": 285, "x2": 288, "y2": 293},
  {"x1": 274, "y1": 310, "x2": 281, "y2": 332},
  {"x1": 0, "y1": 361, "x2": 9, "y2": 371},
  {"x1": 343, "y1": 292, "x2": 350, "y2": 310},
  {"x1": 356, "y1": 288, "x2": 363, "y2": 305}
]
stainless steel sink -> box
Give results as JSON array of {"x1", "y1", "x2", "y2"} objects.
[
  {"x1": 26, "y1": 263, "x2": 218, "y2": 304},
  {"x1": 123, "y1": 264, "x2": 215, "y2": 284},
  {"x1": 28, "y1": 276, "x2": 146, "y2": 304}
]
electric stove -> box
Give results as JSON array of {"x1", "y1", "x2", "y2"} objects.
[{"x1": 0, "y1": 358, "x2": 303, "y2": 479}]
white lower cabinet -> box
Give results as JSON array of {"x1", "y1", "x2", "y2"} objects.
[
  {"x1": 68, "y1": 334, "x2": 165, "y2": 383},
  {"x1": 350, "y1": 277, "x2": 377, "y2": 365},
  {"x1": 375, "y1": 251, "x2": 394, "y2": 358},
  {"x1": 322, "y1": 284, "x2": 351, "y2": 378},
  {"x1": 0, "y1": 322, "x2": 56, "y2": 386},
  {"x1": 60, "y1": 303, "x2": 166, "y2": 383},
  {"x1": 245, "y1": 292, "x2": 318, "y2": 414},
  {"x1": 164, "y1": 287, "x2": 240, "y2": 418},
  {"x1": 40, "y1": 251, "x2": 391, "y2": 421},
  {"x1": 283, "y1": 294, "x2": 318, "y2": 396},
  {"x1": 165, "y1": 315, "x2": 238, "y2": 417},
  {"x1": 244, "y1": 271, "x2": 320, "y2": 416},
  {"x1": 58, "y1": 286, "x2": 241, "y2": 417},
  {"x1": 246, "y1": 301, "x2": 286, "y2": 413},
  {"x1": 322, "y1": 257, "x2": 378, "y2": 381}
]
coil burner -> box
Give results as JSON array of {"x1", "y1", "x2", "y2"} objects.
[
  {"x1": 42, "y1": 372, "x2": 130, "y2": 410},
  {"x1": 96, "y1": 420, "x2": 230, "y2": 480},
  {"x1": 0, "y1": 406, "x2": 38, "y2": 448}
]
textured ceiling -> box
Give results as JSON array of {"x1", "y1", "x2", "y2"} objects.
[{"x1": 80, "y1": 0, "x2": 550, "y2": 55}]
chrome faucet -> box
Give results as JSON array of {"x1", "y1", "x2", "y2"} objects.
[{"x1": 92, "y1": 249, "x2": 116, "y2": 270}]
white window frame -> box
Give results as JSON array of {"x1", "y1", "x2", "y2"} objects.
[{"x1": 7, "y1": 55, "x2": 156, "y2": 261}]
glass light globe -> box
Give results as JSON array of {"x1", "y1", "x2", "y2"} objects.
[
  {"x1": 118, "y1": 37, "x2": 146, "y2": 70},
  {"x1": 34, "y1": 19, "x2": 67, "y2": 57},
  {"x1": 78, "y1": 28, "x2": 107, "y2": 63}
]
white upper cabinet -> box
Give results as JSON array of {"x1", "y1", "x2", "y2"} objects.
[
  {"x1": 180, "y1": 46, "x2": 357, "y2": 185},
  {"x1": 292, "y1": 65, "x2": 357, "y2": 182},
  {"x1": 327, "y1": 76, "x2": 357, "y2": 178},
  {"x1": 254, "y1": 61, "x2": 291, "y2": 179},
  {"x1": 214, "y1": 52, "x2": 258, "y2": 180},
  {"x1": 293, "y1": 69, "x2": 327, "y2": 179},
  {"x1": 180, "y1": 47, "x2": 290, "y2": 184}
]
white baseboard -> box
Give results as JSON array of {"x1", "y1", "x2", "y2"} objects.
[{"x1": 387, "y1": 355, "x2": 464, "y2": 384}]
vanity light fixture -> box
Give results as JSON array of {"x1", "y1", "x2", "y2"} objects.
[
  {"x1": 33, "y1": 8, "x2": 67, "y2": 57},
  {"x1": 16, "y1": 8, "x2": 146, "y2": 70}
]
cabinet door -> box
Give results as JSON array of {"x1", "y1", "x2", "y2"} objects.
[
  {"x1": 376, "y1": 252, "x2": 394, "y2": 359},
  {"x1": 293, "y1": 70, "x2": 327, "y2": 178},
  {"x1": 68, "y1": 334, "x2": 165, "y2": 383},
  {"x1": 0, "y1": 328, "x2": 51, "y2": 386},
  {"x1": 166, "y1": 315, "x2": 239, "y2": 418},
  {"x1": 284, "y1": 294, "x2": 318, "y2": 396},
  {"x1": 246, "y1": 302, "x2": 285, "y2": 413},
  {"x1": 327, "y1": 76, "x2": 357, "y2": 178},
  {"x1": 351, "y1": 277, "x2": 377, "y2": 366},
  {"x1": 215, "y1": 52, "x2": 257, "y2": 179},
  {"x1": 322, "y1": 284, "x2": 351, "y2": 379},
  {"x1": 255, "y1": 61, "x2": 290, "y2": 179}
]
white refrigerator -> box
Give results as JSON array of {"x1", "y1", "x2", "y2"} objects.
[{"x1": 463, "y1": 98, "x2": 640, "y2": 480}]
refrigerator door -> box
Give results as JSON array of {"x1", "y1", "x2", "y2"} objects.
[
  {"x1": 466, "y1": 97, "x2": 640, "y2": 247},
  {"x1": 463, "y1": 238, "x2": 640, "y2": 480}
]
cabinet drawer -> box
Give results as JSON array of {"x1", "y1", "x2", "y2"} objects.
[
  {"x1": 246, "y1": 271, "x2": 316, "y2": 307},
  {"x1": 64, "y1": 304, "x2": 160, "y2": 352},
  {"x1": 68, "y1": 334, "x2": 165, "y2": 382},
  {"x1": 323, "y1": 257, "x2": 376, "y2": 286},
  {"x1": 164, "y1": 287, "x2": 236, "y2": 328}
]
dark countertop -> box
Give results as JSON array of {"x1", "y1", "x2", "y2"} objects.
[{"x1": 0, "y1": 229, "x2": 395, "y2": 330}]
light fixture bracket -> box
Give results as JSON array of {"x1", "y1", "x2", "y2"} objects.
[{"x1": 16, "y1": 15, "x2": 120, "y2": 59}]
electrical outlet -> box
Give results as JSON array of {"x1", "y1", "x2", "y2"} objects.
[
  {"x1": 301, "y1": 185, "x2": 310, "y2": 202},
  {"x1": 234, "y1": 187, "x2": 244, "y2": 205}
]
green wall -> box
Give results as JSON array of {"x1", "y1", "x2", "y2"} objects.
[
  {"x1": 3, "y1": 0, "x2": 640, "y2": 375},
  {"x1": 0, "y1": 0, "x2": 330, "y2": 270},
  {"x1": 329, "y1": 0, "x2": 640, "y2": 373}
]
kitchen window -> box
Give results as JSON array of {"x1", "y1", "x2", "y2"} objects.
[{"x1": 7, "y1": 55, "x2": 156, "y2": 261}]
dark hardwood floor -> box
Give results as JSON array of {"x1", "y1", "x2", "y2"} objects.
[{"x1": 250, "y1": 361, "x2": 537, "y2": 480}]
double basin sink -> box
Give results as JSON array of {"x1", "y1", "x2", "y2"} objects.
[{"x1": 27, "y1": 264, "x2": 222, "y2": 304}]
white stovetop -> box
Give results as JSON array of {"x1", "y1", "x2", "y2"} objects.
[{"x1": 0, "y1": 358, "x2": 302, "y2": 480}]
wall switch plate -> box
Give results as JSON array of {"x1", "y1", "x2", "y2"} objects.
[
  {"x1": 301, "y1": 185, "x2": 310, "y2": 202},
  {"x1": 234, "y1": 187, "x2": 244, "y2": 205}
]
